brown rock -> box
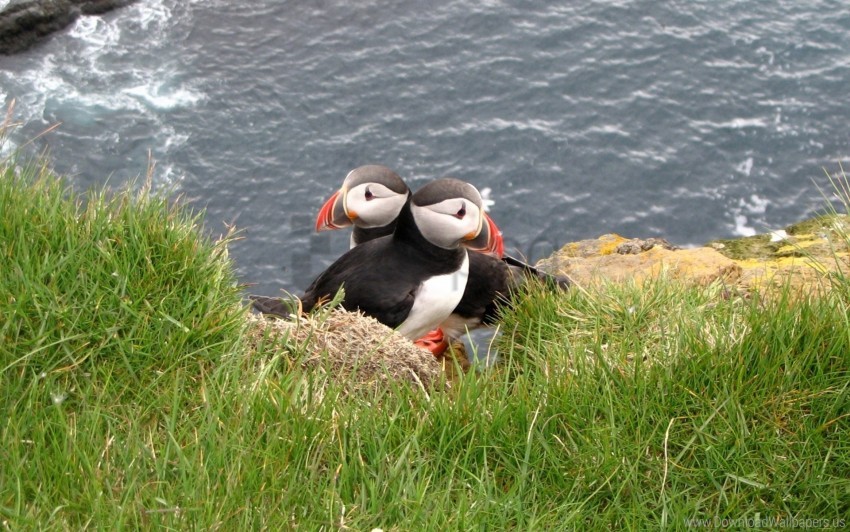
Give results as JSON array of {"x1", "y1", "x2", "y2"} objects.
[
  {"x1": 616, "y1": 237, "x2": 678, "y2": 255},
  {"x1": 537, "y1": 233, "x2": 741, "y2": 287},
  {"x1": 538, "y1": 216, "x2": 850, "y2": 295}
]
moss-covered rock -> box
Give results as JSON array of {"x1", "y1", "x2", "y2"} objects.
[
  {"x1": 539, "y1": 215, "x2": 850, "y2": 296},
  {"x1": 709, "y1": 215, "x2": 850, "y2": 261},
  {"x1": 537, "y1": 234, "x2": 741, "y2": 288}
]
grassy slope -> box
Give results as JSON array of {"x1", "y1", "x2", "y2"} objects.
[{"x1": 1, "y1": 156, "x2": 848, "y2": 529}]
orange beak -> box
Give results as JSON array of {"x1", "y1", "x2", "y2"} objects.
[
  {"x1": 464, "y1": 213, "x2": 504, "y2": 257},
  {"x1": 315, "y1": 188, "x2": 353, "y2": 232}
]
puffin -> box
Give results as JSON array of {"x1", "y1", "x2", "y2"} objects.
[
  {"x1": 254, "y1": 177, "x2": 502, "y2": 348},
  {"x1": 315, "y1": 165, "x2": 411, "y2": 248},
  {"x1": 310, "y1": 165, "x2": 570, "y2": 348}
]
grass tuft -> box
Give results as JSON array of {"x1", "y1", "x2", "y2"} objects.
[{"x1": 493, "y1": 277, "x2": 849, "y2": 525}]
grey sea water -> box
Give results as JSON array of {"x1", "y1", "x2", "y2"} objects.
[{"x1": 1, "y1": 0, "x2": 848, "y2": 295}]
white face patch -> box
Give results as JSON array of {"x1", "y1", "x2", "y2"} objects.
[
  {"x1": 345, "y1": 183, "x2": 408, "y2": 229},
  {"x1": 398, "y1": 252, "x2": 469, "y2": 340},
  {"x1": 411, "y1": 199, "x2": 483, "y2": 249}
]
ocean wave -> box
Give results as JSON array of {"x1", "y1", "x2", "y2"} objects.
[
  {"x1": 691, "y1": 117, "x2": 770, "y2": 135},
  {"x1": 122, "y1": 83, "x2": 204, "y2": 111},
  {"x1": 736, "y1": 157, "x2": 754, "y2": 176},
  {"x1": 67, "y1": 13, "x2": 122, "y2": 50},
  {"x1": 134, "y1": 0, "x2": 172, "y2": 32},
  {"x1": 431, "y1": 117, "x2": 564, "y2": 138},
  {"x1": 731, "y1": 195, "x2": 771, "y2": 237}
]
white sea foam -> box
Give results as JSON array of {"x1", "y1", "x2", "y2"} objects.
[
  {"x1": 479, "y1": 186, "x2": 495, "y2": 212},
  {"x1": 67, "y1": 14, "x2": 121, "y2": 49},
  {"x1": 744, "y1": 194, "x2": 769, "y2": 214},
  {"x1": 769, "y1": 229, "x2": 789, "y2": 242},
  {"x1": 1, "y1": 0, "x2": 204, "y2": 129},
  {"x1": 158, "y1": 163, "x2": 183, "y2": 187},
  {"x1": 434, "y1": 117, "x2": 564, "y2": 139},
  {"x1": 122, "y1": 83, "x2": 203, "y2": 110},
  {"x1": 135, "y1": 0, "x2": 172, "y2": 32},
  {"x1": 736, "y1": 157, "x2": 753, "y2": 176},
  {"x1": 628, "y1": 148, "x2": 669, "y2": 164},
  {"x1": 729, "y1": 118, "x2": 769, "y2": 129},
  {"x1": 587, "y1": 124, "x2": 631, "y2": 137},
  {"x1": 733, "y1": 213, "x2": 757, "y2": 237},
  {"x1": 489, "y1": 117, "x2": 562, "y2": 134},
  {"x1": 0, "y1": 141, "x2": 16, "y2": 159},
  {"x1": 692, "y1": 117, "x2": 769, "y2": 134},
  {"x1": 0, "y1": 0, "x2": 201, "y2": 200},
  {"x1": 731, "y1": 195, "x2": 771, "y2": 237}
]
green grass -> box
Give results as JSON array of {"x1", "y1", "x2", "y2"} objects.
[{"x1": 2, "y1": 150, "x2": 849, "y2": 529}]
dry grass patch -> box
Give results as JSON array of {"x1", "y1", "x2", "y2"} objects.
[{"x1": 244, "y1": 309, "x2": 448, "y2": 395}]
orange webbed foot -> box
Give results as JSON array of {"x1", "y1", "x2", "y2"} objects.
[{"x1": 413, "y1": 328, "x2": 450, "y2": 356}]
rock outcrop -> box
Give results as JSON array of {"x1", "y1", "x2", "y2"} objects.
[
  {"x1": 0, "y1": 0, "x2": 135, "y2": 54},
  {"x1": 537, "y1": 234, "x2": 742, "y2": 287},
  {"x1": 709, "y1": 215, "x2": 850, "y2": 294},
  {"x1": 537, "y1": 215, "x2": 850, "y2": 295}
]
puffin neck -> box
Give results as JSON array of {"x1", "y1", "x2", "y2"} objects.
[
  {"x1": 392, "y1": 201, "x2": 465, "y2": 264},
  {"x1": 353, "y1": 221, "x2": 397, "y2": 245}
]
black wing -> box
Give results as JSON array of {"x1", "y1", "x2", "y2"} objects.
[
  {"x1": 453, "y1": 252, "x2": 511, "y2": 326},
  {"x1": 301, "y1": 237, "x2": 419, "y2": 329}
]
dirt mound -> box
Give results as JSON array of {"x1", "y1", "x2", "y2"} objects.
[{"x1": 244, "y1": 308, "x2": 447, "y2": 395}]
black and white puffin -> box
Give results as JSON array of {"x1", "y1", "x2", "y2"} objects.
[
  {"x1": 312, "y1": 166, "x2": 570, "y2": 350},
  {"x1": 255, "y1": 177, "x2": 502, "y2": 350},
  {"x1": 315, "y1": 165, "x2": 411, "y2": 248}
]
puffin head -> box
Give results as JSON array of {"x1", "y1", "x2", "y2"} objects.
[
  {"x1": 411, "y1": 177, "x2": 504, "y2": 256},
  {"x1": 315, "y1": 165, "x2": 410, "y2": 232}
]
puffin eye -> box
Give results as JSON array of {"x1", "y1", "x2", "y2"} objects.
[
  {"x1": 364, "y1": 187, "x2": 374, "y2": 200},
  {"x1": 455, "y1": 204, "x2": 466, "y2": 219}
]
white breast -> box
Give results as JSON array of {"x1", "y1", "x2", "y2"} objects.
[{"x1": 398, "y1": 252, "x2": 469, "y2": 340}]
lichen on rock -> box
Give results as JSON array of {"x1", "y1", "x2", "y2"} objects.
[
  {"x1": 538, "y1": 215, "x2": 850, "y2": 295},
  {"x1": 708, "y1": 215, "x2": 850, "y2": 294},
  {"x1": 536, "y1": 233, "x2": 740, "y2": 287}
]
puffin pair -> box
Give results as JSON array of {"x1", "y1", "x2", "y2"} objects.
[
  {"x1": 317, "y1": 166, "x2": 515, "y2": 350},
  {"x1": 252, "y1": 169, "x2": 505, "y2": 352},
  {"x1": 316, "y1": 165, "x2": 568, "y2": 288},
  {"x1": 252, "y1": 165, "x2": 569, "y2": 356}
]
